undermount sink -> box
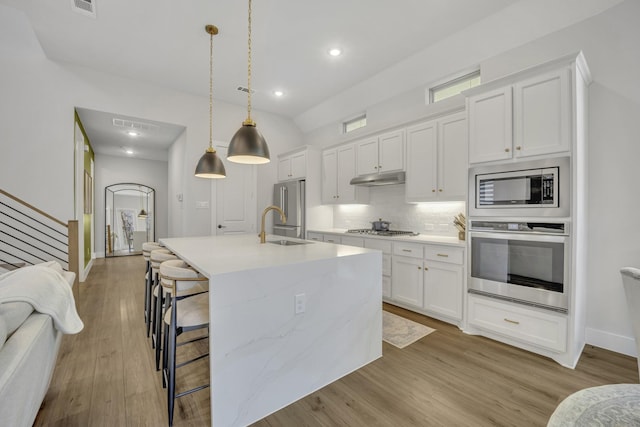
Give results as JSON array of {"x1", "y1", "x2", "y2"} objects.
[{"x1": 268, "y1": 240, "x2": 310, "y2": 246}]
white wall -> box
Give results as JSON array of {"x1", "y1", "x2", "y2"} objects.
[
  {"x1": 0, "y1": 4, "x2": 303, "y2": 248},
  {"x1": 94, "y1": 154, "x2": 168, "y2": 257},
  {"x1": 303, "y1": 0, "x2": 640, "y2": 356}
]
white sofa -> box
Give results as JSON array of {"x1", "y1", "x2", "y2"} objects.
[{"x1": 0, "y1": 263, "x2": 78, "y2": 427}]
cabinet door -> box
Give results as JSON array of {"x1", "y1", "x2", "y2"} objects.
[
  {"x1": 356, "y1": 137, "x2": 379, "y2": 176},
  {"x1": 277, "y1": 157, "x2": 291, "y2": 182},
  {"x1": 391, "y1": 256, "x2": 424, "y2": 308},
  {"x1": 378, "y1": 130, "x2": 405, "y2": 173},
  {"x1": 290, "y1": 151, "x2": 307, "y2": 180},
  {"x1": 321, "y1": 149, "x2": 337, "y2": 204},
  {"x1": 424, "y1": 261, "x2": 463, "y2": 320},
  {"x1": 438, "y1": 113, "x2": 467, "y2": 199},
  {"x1": 336, "y1": 144, "x2": 357, "y2": 202},
  {"x1": 468, "y1": 86, "x2": 513, "y2": 163},
  {"x1": 340, "y1": 235, "x2": 364, "y2": 247},
  {"x1": 514, "y1": 68, "x2": 571, "y2": 158},
  {"x1": 406, "y1": 121, "x2": 437, "y2": 202}
]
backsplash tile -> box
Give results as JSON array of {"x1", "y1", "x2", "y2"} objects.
[{"x1": 333, "y1": 185, "x2": 465, "y2": 237}]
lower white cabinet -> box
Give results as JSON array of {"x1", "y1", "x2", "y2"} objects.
[
  {"x1": 468, "y1": 294, "x2": 567, "y2": 352},
  {"x1": 306, "y1": 231, "x2": 465, "y2": 326},
  {"x1": 391, "y1": 256, "x2": 424, "y2": 308},
  {"x1": 424, "y1": 261, "x2": 463, "y2": 320}
]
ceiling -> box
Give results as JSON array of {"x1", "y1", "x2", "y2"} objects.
[
  {"x1": 76, "y1": 108, "x2": 184, "y2": 161},
  {"x1": 1, "y1": 0, "x2": 623, "y2": 160}
]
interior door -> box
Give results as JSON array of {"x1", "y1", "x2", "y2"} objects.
[{"x1": 214, "y1": 146, "x2": 257, "y2": 235}]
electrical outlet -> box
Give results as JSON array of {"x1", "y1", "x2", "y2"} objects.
[{"x1": 295, "y1": 293, "x2": 306, "y2": 314}]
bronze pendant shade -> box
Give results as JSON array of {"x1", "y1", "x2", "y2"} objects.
[
  {"x1": 227, "y1": 0, "x2": 270, "y2": 164},
  {"x1": 195, "y1": 24, "x2": 226, "y2": 179}
]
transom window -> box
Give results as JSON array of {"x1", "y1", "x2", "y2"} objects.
[{"x1": 429, "y1": 70, "x2": 481, "y2": 103}]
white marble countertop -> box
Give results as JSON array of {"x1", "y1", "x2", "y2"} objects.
[
  {"x1": 160, "y1": 234, "x2": 377, "y2": 277},
  {"x1": 307, "y1": 228, "x2": 466, "y2": 247}
]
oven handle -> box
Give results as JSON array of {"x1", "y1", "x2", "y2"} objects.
[{"x1": 468, "y1": 230, "x2": 568, "y2": 243}]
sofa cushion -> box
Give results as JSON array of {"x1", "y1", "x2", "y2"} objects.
[
  {"x1": 0, "y1": 315, "x2": 6, "y2": 350},
  {"x1": 0, "y1": 302, "x2": 34, "y2": 340}
]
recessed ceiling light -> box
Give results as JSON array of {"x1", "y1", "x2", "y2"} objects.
[
  {"x1": 274, "y1": 90, "x2": 284, "y2": 97},
  {"x1": 127, "y1": 131, "x2": 139, "y2": 137},
  {"x1": 125, "y1": 149, "x2": 134, "y2": 155},
  {"x1": 328, "y1": 48, "x2": 342, "y2": 57}
]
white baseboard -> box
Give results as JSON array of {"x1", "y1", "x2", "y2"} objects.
[
  {"x1": 586, "y1": 327, "x2": 638, "y2": 357},
  {"x1": 79, "y1": 258, "x2": 94, "y2": 283}
]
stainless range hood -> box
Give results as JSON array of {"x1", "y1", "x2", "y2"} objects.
[{"x1": 350, "y1": 171, "x2": 405, "y2": 186}]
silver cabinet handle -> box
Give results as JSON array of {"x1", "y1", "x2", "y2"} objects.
[
  {"x1": 437, "y1": 253, "x2": 449, "y2": 257},
  {"x1": 504, "y1": 318, "x2": 520, "y2": 325},
  {"x1": 505, "y1": 148, "x2": 510, "y2": 152},
  {"x1": 402, "y1": 249, "x2": 412, "y2": 252}
]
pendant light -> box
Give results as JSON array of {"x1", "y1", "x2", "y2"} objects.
[
  {"x1": 137, "y1": 187, "x2": 148, "y2": 219},
  {"x1": 227, "y1": 0, "x2": 270, "y2": 164},
  {"x1": 195, "y1": 25, "x2": 226, "y2": 178}
]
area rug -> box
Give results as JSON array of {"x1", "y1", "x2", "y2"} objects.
[{"x1": 383, "y1": 311, "x2": 435, "y2": 349}]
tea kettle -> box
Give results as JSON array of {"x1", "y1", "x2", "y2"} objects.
[{"x1": 371, "y1": 218, "x2": 391, "y2": 231}]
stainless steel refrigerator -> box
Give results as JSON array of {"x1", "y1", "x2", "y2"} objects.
[{"x1": 273, "y1": 180, "x2": 305, "y2": 238}]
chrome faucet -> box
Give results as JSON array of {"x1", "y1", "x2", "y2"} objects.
[{"x1": 259, "y1": 205, "x2": 286, "y2": 243}]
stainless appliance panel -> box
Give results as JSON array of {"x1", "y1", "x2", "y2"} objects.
[
  {"x1": 468, "y1": 227, "x2": 570, "y2": 312},
  {"x1": 469, "y1": 157, "x2": 569, "y2": 218},
  {"x1": 273, "y1": 180, "x2": 305, "y2": 238}
]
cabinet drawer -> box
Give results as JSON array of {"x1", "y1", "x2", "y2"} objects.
[
  {"x1": 393, "y1": 242, "x2": 424, "y2": 259},
  {"x1": 307, "y1": 232, "x2": 323, "y2": 242},
  {"x1": 340, "y1": 236, "x2": 365, "y2": 247},
  {"x1": 323, "y1": 235, "x2": 340, "y2": 244},
  {"x1": 468, "y1": 295, "x2": 567, "y2": 352},
  {"x1": 424, "y1": 246, "x2": 463, "y2": 265},
  {"x1": 364, "y1": 238, "x2": 392, "y2": 254}
]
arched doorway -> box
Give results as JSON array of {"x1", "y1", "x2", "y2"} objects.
[{"x1": 105, "y1": 183, "x2": 155, "y2": 257}]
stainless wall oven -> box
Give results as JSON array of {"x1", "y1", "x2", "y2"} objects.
[
  {"x1": 468, "y1": 220, "x2": 570, "y2": 312},
  {"x1": 469, "y1": 157, "x2": 570, "y2": 218}
]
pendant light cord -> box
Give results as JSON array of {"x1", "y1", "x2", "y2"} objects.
[
  {"x1": 244, "y1": 0, "x2": 254, "y2": 126},
  {"x1": 208, "y1": 28, "x2": 214, "y2": 152}
]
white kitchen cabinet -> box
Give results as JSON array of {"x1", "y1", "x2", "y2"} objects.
[
  {"x1": 340, "y1": 235, "x2": 365, "y2": 247},
  {"x1": 424, "y1": 261, "x2": 463, "y2": 321},
  {"x1": 391, "y1": 255, "x2": 424, "y2": 308},
  {"x1": 513, "y1": 68, "x2": 571, "y2": 158},
  {"x1": 468, "y1": 67, "x2": 571, "y2": 164},
  {"x1": 321, "y1": 144, "x2": 368, "y2": 204},
  {"x1": 468, "y1": 294, "x2": 567, "y2": 352},
  {"x1": 278, "y1": 150, "x2": 306, "y2": 181},
  {"x1": 306, "y1": 232, "x2": 324, "y2": 242},
  {"x1": 405, "y1": 112, "x2": 467, "y2": 202},
  {"x1": 356, "y1": 130, "x2": 405, "y2": 176},
  {"x1": 323, "y1": 235, "x2": 340, "y2": 244},
  {"x1": 468, "y1": 86, "x2": 513, "y2": 164}
]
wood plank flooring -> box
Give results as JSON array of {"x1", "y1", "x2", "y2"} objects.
[{"x1": 34, "y1": 256, "x2": 638, "y2": 426}]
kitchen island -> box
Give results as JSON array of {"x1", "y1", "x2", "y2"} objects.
[{"x1": 159, "y1": 234, "x2": 382, "y2": 426}]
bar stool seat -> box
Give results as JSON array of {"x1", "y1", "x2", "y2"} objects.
[
  {"x1": 150, "y1": 249, "x2": 177, "y2": 352},
  {"x1": 142, "y1": 242, "x2": 162, "y2": 326},
  {"x1": 160, "y1": 261, "x2": 210, "y2": 426}
]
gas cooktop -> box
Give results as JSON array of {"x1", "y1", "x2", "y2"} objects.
[{"x1": 346, "y1": 229, "x2": 420, "y2": 237}]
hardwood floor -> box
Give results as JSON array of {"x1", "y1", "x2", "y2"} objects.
[{"x1": 35, "y1": 256, "x2": 638, "y2": 426}]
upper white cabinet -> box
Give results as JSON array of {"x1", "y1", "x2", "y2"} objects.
[
  {"x1": 277, "y1": 150, "x2": 307, "y2": 181},
  {"x1": 356, "y1": 130, "x2": 405, "y2": 176},
  {"x1": 513, "y1": 68, "x2": 571, "y2": 158},
  {"x1": 406, "y1": 112, "x2": 467, "y2": 202},
  {"x1": 321, "y1": 144, "x2": 369, "y2": 204},
  {"x1": 468, "y1": 86, "x2": 513, "y2": 163},
  {"x1": 468, "y1": 67, "x2": 571, "y2": 164}
]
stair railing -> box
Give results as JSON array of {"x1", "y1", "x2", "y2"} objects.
[{"x1": 0, "y1": 188, "x2": 79, "y2": 296}]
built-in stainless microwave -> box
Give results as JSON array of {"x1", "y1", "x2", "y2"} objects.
[{"x1": 469, "y1": 157, "x2": 570, "y2": 218}]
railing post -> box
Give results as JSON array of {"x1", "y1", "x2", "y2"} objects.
[{"x1": 68, "y1": 220, "x2": 79, "y2": 303}]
